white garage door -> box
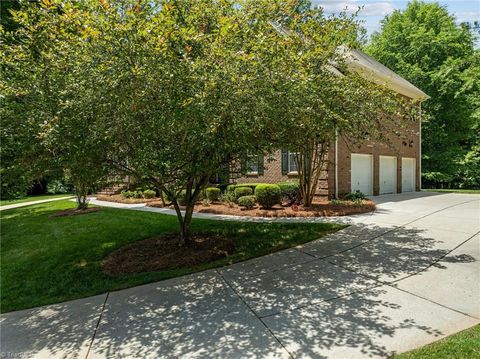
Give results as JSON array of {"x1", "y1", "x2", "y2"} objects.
[
  {"x1": 402, "y1": 157, "x2": 416, "y2": 192},
  {"x1": 351, "y1": 154, "x2": 373, "y2": 196},
  {"x1": 379, "y1": 156, "x2": 397, "y2": 195}
]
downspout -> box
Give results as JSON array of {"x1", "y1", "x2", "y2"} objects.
[
  {"x1": 419, "y1": 102, "x2": 422, "y2": 191},
  {"x1": 335, "y1": 128, "x2": 339, "y2": 199}
]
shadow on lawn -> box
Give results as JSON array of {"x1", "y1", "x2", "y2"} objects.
[{"x1": 0, "y1": 223, "x2": 476, "y2": 358}]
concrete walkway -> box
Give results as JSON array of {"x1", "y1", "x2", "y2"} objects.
[
  {"x1": 1, "y1": 192, "x2": 479, "y2": 358},
  {"x1": 0, "y1": 196, "x2": 74, "y2": 211}
]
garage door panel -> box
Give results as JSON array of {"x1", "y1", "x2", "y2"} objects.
[
  {"x1": 380, "y1": 156, "x2": 397, "y2": 195},
  {"x1": 401, "y1": 158, "x2": 415, "y2": 192},
  {"x1": 351, "y1": 154, "x2": 373, "y2": 196}
]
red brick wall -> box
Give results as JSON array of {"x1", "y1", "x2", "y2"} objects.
[
  {"x1": 233, "y1": 116, "x2": 420, "y2": 199},
  {"x1": 233, "y1": 150, "x2": 298, "y2": 184},
  {"x1": 332, "y1": 119, "x2": 420, "y2": 197}
]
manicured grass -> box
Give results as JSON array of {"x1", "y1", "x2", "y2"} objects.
[
  {"x1": 0, "y1": 193, "x2": 73, "y2": 206},
  {"x1": 422, "y1": 189, "x2": 480, "y2": 194},
  {"x1": 394, "y1": 324, "x2": 480, "y2": 358},
  {"x1": 0, "y1": 200, "x2": 344, "y2": 313}
]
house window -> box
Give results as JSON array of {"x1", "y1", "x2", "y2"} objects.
[
  {"x1": 288, "y1": 152, "x2": 298, "y2": 173},
  {"x1": 247, "y1": 153, "x2": 259, "y2": 174}
]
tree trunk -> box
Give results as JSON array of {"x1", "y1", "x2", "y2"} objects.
[
  {"x1": 297, "y1": 140, "x2": 329, "y2": 207},
  {"x1": 75, "y1": 185, "x2": 89, "y2": 210}
]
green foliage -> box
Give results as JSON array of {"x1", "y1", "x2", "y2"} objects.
[
  {"x1": 234, "y1": 187, "x2": 253, "y2": 199},
  {"x1": 367, "y1": 0, "x2": 479, "y2": 188},
  {"x1": 277, "y1": 181, "x2": 300, "y2": 202},
  {"x1": 143, "y1": 190, "x2": 156, "y2": 199},
  {"x1": 255, "y1": 184, "x2": 281, "y2": 209},
  {"x1": 121, "y1": 190, "x2": 133, "y2": 199},
  {"x1": 220, "y1": 191, "x2": 237, "y2": 205},
  {"x1": 227, "y1": 183, "x2": 260, "y2": 193},
  {"x1": 205, "y1": 187, "x2": 221, "y2": 202},
  {"x1": 237, "y1": 195, "x2": 257, "y2": 209},
  {"x1": 47, "y1": 180, "x2": 69, "y2": 195},
  {"x1": 330, "y1": 199, "x2": 345, "y2": 205},
  {"x1": 345, "y1": 190, "x2": 366, "y2": 201}
]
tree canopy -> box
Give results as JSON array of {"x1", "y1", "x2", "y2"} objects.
[
  {"x1": 366, "y1": 0, "x2": 479, "y2": 188},
  {"x1": 2, "y1": 0, "x2": 419, "y2": 243}
]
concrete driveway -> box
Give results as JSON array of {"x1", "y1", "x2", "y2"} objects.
[{"x1": 1, "y1": 192, "x2": 479, "y2": 358}]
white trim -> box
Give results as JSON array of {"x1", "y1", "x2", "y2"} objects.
[
  {"x1": 419, "y1": 102, "x2": 422, "y2": 191},
  {"x1": 335, "y1": 129, "x2": 339, "y2": 199}
]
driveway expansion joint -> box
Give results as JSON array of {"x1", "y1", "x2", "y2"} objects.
[
  {"x1": 214, "y1": 269, "x2": 295, "y2": 359},
  {"x1": 85, "y1": 292, "x2": 110, "y2": 359}
]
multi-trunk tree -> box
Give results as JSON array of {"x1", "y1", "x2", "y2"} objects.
[{"x1": 2, "y1": 0, "x2": 419, "y2": 244}]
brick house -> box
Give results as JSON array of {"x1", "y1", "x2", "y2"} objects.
[{"x1": 234, "y1": 49, "x2": 429, "y2": 198}]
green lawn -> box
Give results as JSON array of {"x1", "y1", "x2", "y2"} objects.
[
  {"x1": 0, "y1": 200, "x2": 344, "y2": 313},
  {"x1": 0, "y1": 193, "x2": 73, "y2": 206},
  {"x1": 394, "y1": 324, "x2": 480, "y2": 358},
  {"x1": 422, "y1": 189, "x2": 480, "y2": 194}
]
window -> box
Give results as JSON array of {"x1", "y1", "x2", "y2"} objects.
[
  {"x1": 288, "y1": 152, "x2": 298, "y2": 173},
  {"x1": 281, "y1": 149, "x2": 299, "y2": 175},
  {"x1": 247, "y1": 153, "x2": 259, "y2": 174},
  {"x1": 246, "y1": 153, "x2": 264, "y2": 175}
]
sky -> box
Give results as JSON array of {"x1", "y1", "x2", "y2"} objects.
[{"x1": 313, "y1": 0, "x2": 480, "y2": 38}]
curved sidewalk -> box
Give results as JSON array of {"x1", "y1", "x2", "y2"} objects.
[
  {"x1": 1, "y1": 192, "x2": 479, "y2": 358},
  {"x1": 0, "y1": 196, "x2": 74, "y2": 212}
]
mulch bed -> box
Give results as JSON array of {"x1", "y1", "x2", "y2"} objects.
[
  {"x1": 50, "y1": 207, "x2": 101, "y2": 217},
  {"x1": 148, "y1": 199, "x2": 376, "y2": 217},
  {"x1": 102, "y1": 233, "x2": 234, "y2": 276},
  {"x1": 96, "y1": 194, "x2": 160, "y2": 204}
]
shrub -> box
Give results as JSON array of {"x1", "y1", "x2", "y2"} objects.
[
  {"x1": 121, "y1": 190, "x2": 133, "y2": 198},
  {"x1": 47, "y1": 180, "x2": 69, "y2": 194},
  {"x1": 206, "y1": 187, "x2": 221, "y2": 202},
  {"x1": 143, "y1": 189, "x2": 156, "y2": 199},
  {"x1": 330, "y1": 199, "x2": 345, "y2": 205},
  {"x1": 345, "y1": 190, "x2": 366, "y2": 201},
  {"x1": 277, "y1": 181, "x2": 300, "y2": 202},
  {"x1": 133, "y1": 190, "x2": 143, "y2": 199},
  {"x1": 234, "y1": 186, "x2": 253, "y2": 199},
  {"x1": 255, "y1": 184, "x2": 281, "y2": 209},
  {"x1": 220, "y1": 191, "x2": 236, "y2": 206},
  {"x1": 237, "y1": 195, "x2": 256, "y2": 209},
  {"x1": 227, "y1": 183, "x2": 261, "y2": 193}
]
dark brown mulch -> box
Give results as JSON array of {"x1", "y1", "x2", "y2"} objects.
[
  {"x1": 96, "y1": 194, "x2": 159, "y2": 204},
  {"x1": 193, "y1": 200, "x2": 376, "y2": 217},
  {"x1": 102, "y1": 233, "x2": 234, "y2": 276},
  {"x1": 50, "y1": 207, "x2": 101, "y2": 217}
]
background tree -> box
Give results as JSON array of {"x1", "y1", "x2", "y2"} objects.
[
  {"x1": 366, "y1": 0, "x2": 479, "y2": 188},
  {"x1": 1, "y1": 0, "x2": 109, "y2": 208}
]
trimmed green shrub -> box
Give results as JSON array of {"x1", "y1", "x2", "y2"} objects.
[
  {"x1": 121, "y1": 190, "x2": 133, "y2": 198},
  {"x1": 220, "y1": 191, "x2": 237, "y2": 205},
  {"x1": 143, "y1": 189, "x2": 156, "y2": 199},
  {"x1": 345, "y1": 190, "x2": 366, "y2": 201},
  {"x1": 206, "y1": 187, "x2": 221, "y2": 202},
  {"x1": 277, "y1": 181, "x2": 300, "y2": 201},
  {"x1": 234, "y1": 186, "x2": 253, "y2": 198},
  {"x1": 255, "y1": 184, "x2": 281, "y2": 209},
  {"x1": 133, "y1": 190, "x2": 143, "y2": 199},
  {"x1": 237, "y1": 195, "x2": 256, "y2": 209},
  {"x1": 227, "y1": 183, "x2": 262, "y2": 193}
]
